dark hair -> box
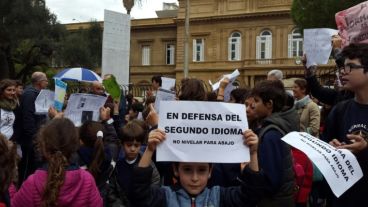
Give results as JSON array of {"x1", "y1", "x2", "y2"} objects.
[
  {"x1": 251, "y1": 80, "x2": 286, "y2": 113},
  {"x1": 206, "y1": 91, "x2": 217, "y2": 102},
  {"x1": 230, "y1": 88, "x2": 249, "y2": 103},
  {"x1": 0, "y1": 134, "x2": 17, "y2": 194},
  {"x1": 179, "y1": 78, "x2": 207, "y2": 101},
  {"x1": 0, "y1": 79, "x2": 16, "y2": 96},
  {"x1": 37, "y1": 118, "x2": 79, "y2": 207},
  {"x1": 294, "y1": 78, "x2": 309, "y2": 95},
  {"x1": 120, "y1": 121, "x2": 146, "y2": 143},
  {"x1": 131, "y1": 102, "x2": 144, "y2": 113},
  {"x1": 341, "y1": 43, "x2": 368, "y2": 73},
  {"x1": 15, "y1": 80, "x2": 23, "y2": 87},
  {"x1": 79, "y1": 121, "x2": 105, "y2": 180},
  {"x1": 151, "y1": 75, "x2": 162, "y2": 86},
  {"x1": 145, "y1": 96, "x2": 156, "y2": 107}
]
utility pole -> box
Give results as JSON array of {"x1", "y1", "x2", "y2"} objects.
[{"x1": 183, "y1": 0, "x2": 190, "y2": 78}]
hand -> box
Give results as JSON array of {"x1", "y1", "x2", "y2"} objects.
[
  {"x1": 147, "y1": 129, "x2": 166, "y2": 152},
  {"x1": 48, "y1": 107, "x2": 63, "y2": 119},
  {"x1": 219, "y1": 77, "x2": 230, "y2": 89},
  {"x1": 243, "y1": 129, "x2": 259, "y2": 155},
  {"x1": 146, "y1": 103, "x2": 158, "y2": 127},
  {"x1": 100, "y1": 107, "x2": 111, "y2": 121},
  {"x1": 146, "y1": 89, "x2": 154, "y2": 97},
  {"x1": 113, "y1": 100, "x2": 120, "y2": 115},
  {"x1": 302, "y1": 54, "x2": 317, "y2": 77},
  {"x1": 331, "y1": 35, "x2": 342, "y2": 50},
  {"x1": 339, "y1": 134, "x2": 368, "y2": 154},
  {"x1": 329, "y1": 139, "x2": 344, "y2": 148}
]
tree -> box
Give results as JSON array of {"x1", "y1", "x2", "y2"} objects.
[
  {"x1": 291, "y1": 0, "x2": 366, "y2": 31},
  {"x1": 122, "y1": 0, "x2": 144, "y2": 15},
  {"x1": 57, "y1": 21, "x2": 103, "y2": 69},
  {"x1": 0, "y1": 0, "x2": 66, "y2": 81}
]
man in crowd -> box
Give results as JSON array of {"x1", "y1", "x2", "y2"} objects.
[{"x1": 15, "y1": 72, "x2": 49, "y2": 185}]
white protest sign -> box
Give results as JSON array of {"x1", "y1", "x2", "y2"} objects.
[
  {"x1": 154, "y1": 88, "x2": 176, "y2": 114},
  {"x1": 157, "y1": 101, "x2": 249, "y2": 163},
  {"x1": 282, "y1": 132, "x2": 363, "y2": 198},
  {"x1": 54, "y1": 79, "x2": 67, "y2": 112},
  {"x1": 161, "y1": 77, "x2": 176, "y2": 91},
  {"x1": 64, "y1": 93, "x2": 107, "y2": 127},
  {"x1": 35, "y1": 89, "x2": 54, "y2": 114},
  {"x1": 336, "y1": 1, "x2": 368, "y2": 47},
  {"x1": 303, "y1": 29, "x2": 338, "y2": 68},
  {"x1": 210, "y1": 69, "x2": 240, "y2": 91}
]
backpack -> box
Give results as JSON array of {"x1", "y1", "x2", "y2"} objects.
[{"x1": 258, "y1": 124, "x2": 313, "y2": 203}]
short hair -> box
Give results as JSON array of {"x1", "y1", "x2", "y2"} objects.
[
  {"x1": 151, "y1": 75, "x2": 162, "y2": 86},
  {"x1": 131, "y1": 102, "x2": 144, "y2": 113},
  {"x1": 251, "y1": 80, "x2": 286, "y2": 113},
  {"x1": 230, "y1": 88, "x2": 249, "y2": 104},
  {"x1": 119, "y1": 121, "x2": 146, "y2": 143},
  {"x1": 31, "y1": 72, "x2": 47, "y2": 84},
  {"x1": 15, "y1": 80, "x2": 23, "y2": 87},
  {"x1": 294, "y1": 78, "x2": 309, "y2": 95},
  {"x1": 179, "y1": 78, "x2": 206, "y2": 101},
  {"x1": 267, "y1": 69, "x2": 283, "y2": 80},
  {"x1": 341, "y1": 43, "x2": 368, "y2": 73}
]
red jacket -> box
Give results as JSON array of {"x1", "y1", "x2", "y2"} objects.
[
  {"x1": 9, "y1": 169, "x2": 102, "y2": 207},
  {"x1": 292, "y1": 148, "x2": 314, "y2": 203}
]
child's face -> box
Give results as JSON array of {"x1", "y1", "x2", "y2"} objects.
[
  {"x1": 253, "y1": 96, "x2": 272, "y2": 119},
  {"x1": 122, "y1": 140, "x2": 141, "y2": 161},
  {"x1": 173, "y1": 163, "x2": 212, "y2": 196}
]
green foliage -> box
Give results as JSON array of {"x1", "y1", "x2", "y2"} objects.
[
  {"x1": 57, "y1": 21, "x2": 103, "y2": 69},
  {"x1": 291, "y1": 0, "x2": 367, "y2": 31},
  {"x1": 0, "y1": 0, "x2": 66, "y2": 81}
]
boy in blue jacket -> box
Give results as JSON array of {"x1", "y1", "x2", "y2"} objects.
[{"x1": 131, "y1": 128, "x2": 266, "y2": 207}]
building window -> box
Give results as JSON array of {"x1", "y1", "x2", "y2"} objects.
[
  {"x1": 228, "y1": 32, "x2": 241, "y2": 61},
  {"x1": 256, "y1": 30, "x2": 272, "y2": 62},
  {"x1": 193, "y1": 38, "x2": 204, "y2": 62},
  {"x1": 166, "y1": 44, "x2": 175, "y2": 65},
  {"x1": 142, "y1": 45, "x2": 150, "y2": 65},
  {"x1": 288, "y1": 29, "x2": 303, "y2": 58}
]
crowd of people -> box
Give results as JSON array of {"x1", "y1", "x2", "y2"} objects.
[{"x1": 0, "y1": 36, "x2": 367, "y2": 207}]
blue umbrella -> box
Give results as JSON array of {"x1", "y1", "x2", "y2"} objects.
[{"x1": 53, "y1": 67, "x2": 102, "y2": 83}]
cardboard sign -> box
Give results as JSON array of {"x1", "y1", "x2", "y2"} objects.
[
  {"x1": 157, "y1": 101, "x2": 249, "y2": 163},
  {"x1": 303, "y1": 29, "x2": 338, "y2": 68},
  {"x1": 282, "y1": 132, "x2": 363, "y2": 198},
  {"x1": 336, "y1": 1, "x2": 368, "y2": 47}
]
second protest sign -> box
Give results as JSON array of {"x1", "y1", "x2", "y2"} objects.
[{"x1": 157, "y1": 101, "x2": 249, "y2": 163}]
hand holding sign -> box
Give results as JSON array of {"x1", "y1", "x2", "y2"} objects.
[{"x1": 147, "y1": 129, "x2": 166, "y2": 152}]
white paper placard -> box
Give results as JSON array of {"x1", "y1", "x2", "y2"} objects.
[
  {"x1": 35, "y1": 89, "x2": 55, "y2": 114},
  {"x1": 282, "y1": 132, "x2": 363, "y2": 198},
  {"x1": 64, "y1": 93, "x2": 107, "y2": 127},
  {"x1": 157, "y1": 101, "x2": 249, "y2": 163},
  {"x1": 303, "y1": 28, "x2": 338, "y2": 68}
]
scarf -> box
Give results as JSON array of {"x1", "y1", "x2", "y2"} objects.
[
  {"x1": 294, "y1": 95, "x2": 311, "y2": 110},
  {"x1": 0, "y1": 98, "x2": 17, "y2": 111}
]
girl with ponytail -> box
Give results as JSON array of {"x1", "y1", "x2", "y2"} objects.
[
  {"x1": 78, "y1": 120, "x2": 113, "y2": 200},
  {"x1": 9, "y1": 118, "x2": 102, "y2": 207}
]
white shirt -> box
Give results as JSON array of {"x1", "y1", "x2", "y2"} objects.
[{"x1": 0, "y1": 108, "x2": 15, "y2": 139}]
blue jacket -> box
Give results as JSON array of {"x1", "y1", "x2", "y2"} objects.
[{"x1": 132, "y1": 165, "x2": 266, "y2": 207}]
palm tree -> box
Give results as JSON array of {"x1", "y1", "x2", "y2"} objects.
[{"x1": 122, "y1": 0, "x2": 142, "y2": 15}]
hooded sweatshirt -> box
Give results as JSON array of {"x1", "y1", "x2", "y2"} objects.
[
  {"x1": 256, "y1": 107, "x2": 299, "y2": 207},
  {"x1": 9, "y1": 168, "x2": 102, "y2": 207}
]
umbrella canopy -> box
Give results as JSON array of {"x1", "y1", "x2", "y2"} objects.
[{"x1": 53, "y1": 67, "x2": 102, "y2": 83}]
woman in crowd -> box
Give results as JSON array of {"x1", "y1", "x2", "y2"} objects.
[{"x1": 0, "y1": 79, "x2": 17, "y2": 141}]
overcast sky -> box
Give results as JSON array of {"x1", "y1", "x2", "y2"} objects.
[{"x1": 45, "y1": 0, "x2": 179, "y2": 23}]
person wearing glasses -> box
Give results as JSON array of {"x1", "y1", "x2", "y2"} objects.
[
  {"x1": 14, "y1": 72, "x2": 49, "y2": 186},
  {"x1": 302, "y1": 35, "x2": 354, "y2": 106},
  {"x1": 322, "y1": 43, "x2": 368, "y2": 207}
]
